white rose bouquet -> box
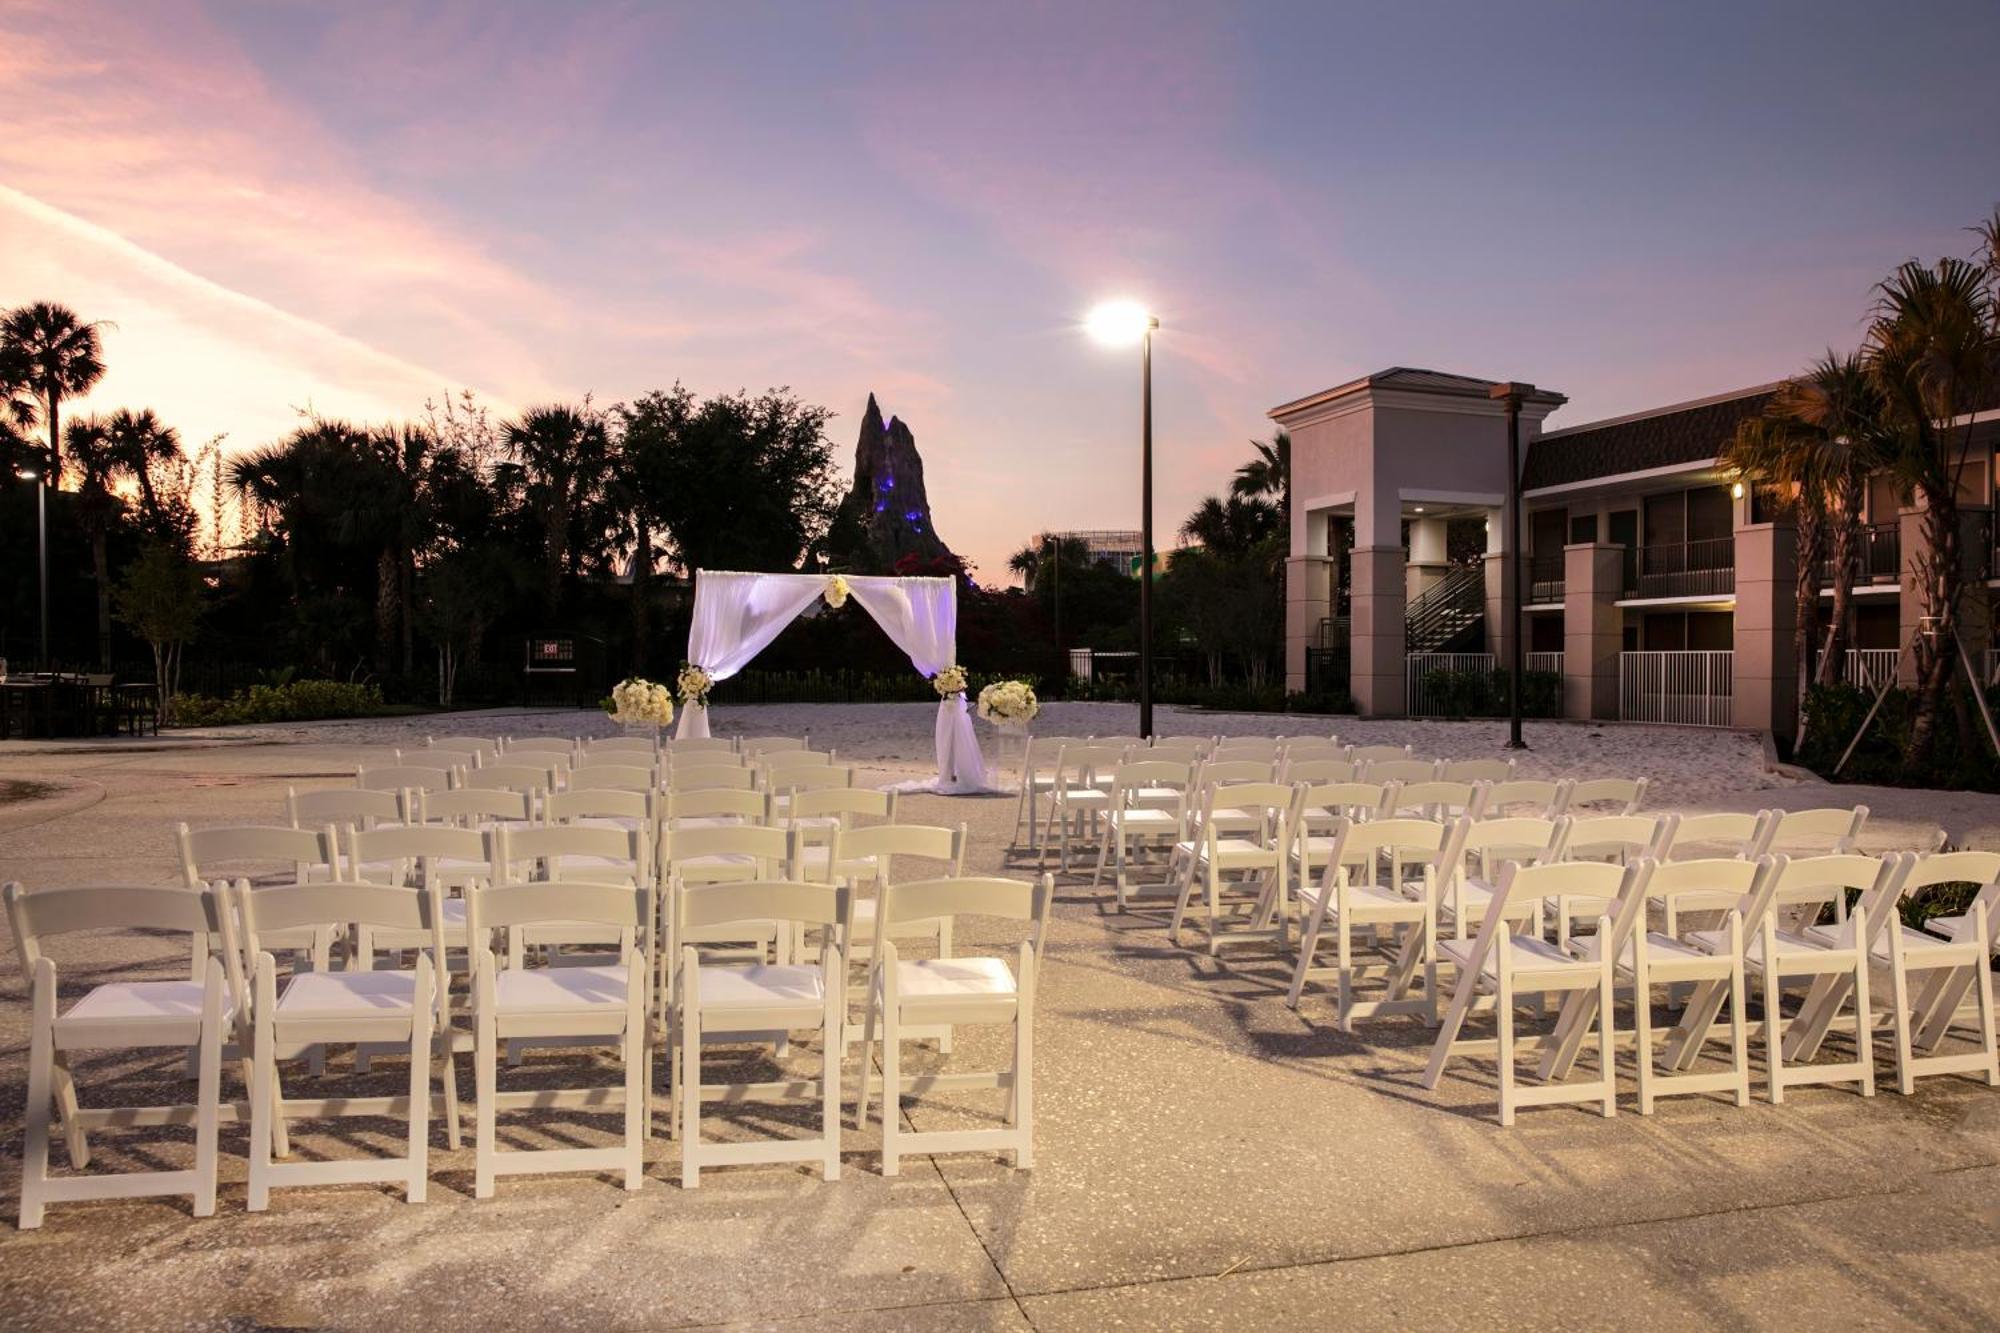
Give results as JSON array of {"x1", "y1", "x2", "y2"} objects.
[
  {"x1": 606, "y1": 676, "x2": 674, "y2": 727},
  {"x1": 931, "y1": 664, "x2": 969, "y2": 698},
  {"x1": 824, "y1": 574, "x2": 851, "y2": 609},
  {"x1": 976, "y1": 679, "x2": 1039, "y2": 725},
  {"x1": 676, "y1": 663, "x2": 714, "y2": 707}
]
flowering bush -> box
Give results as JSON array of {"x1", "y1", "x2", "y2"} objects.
[
  {"x1": 976, "y1": 679, "x2": 1039, "y2": 725},
  {"x1": 170, "y1": 679, "x2": 384, "y2": 727},
  {"x1": 676, "y1": 663, "x2": 714, "y2": 707},
  {"x1": 605, "y1": 676, "x2": 674, "y2": 726},
  {"x1": 931, "y1": 664, "x2": 969, "y2": 698},
  {"x1": 824, "y1": 574, "x2": 851, "y2": 609}
]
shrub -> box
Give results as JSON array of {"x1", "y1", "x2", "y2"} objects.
[
  {"x1": 169, "y1": 679, "x2": 386, "y2": 727},
  {"x1": 1418, "y1": 668, "x2": 1561, "y2": 720},
  {"x1": 1795, "y1": 681, "x2": 2000, "y2": 792}
]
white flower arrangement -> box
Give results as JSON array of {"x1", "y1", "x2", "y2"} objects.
[
  {"x1": 824, "y1": 574, "x2": 851, "y2": 609},
  {"x1": 606, "y1": 676, "x2": 674, "y2": 727},
  {"x1": 976, "y1": 679, "x2": 1039, "y2": 725},
  {"x1": 676, "y1": 663, "x2": 714, "y2": 707},
  {"x1": 931, "y1": 664, "x2": 969, "y2": 698}
]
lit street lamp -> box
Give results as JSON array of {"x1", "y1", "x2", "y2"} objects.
[
  {"x1": 1086, "y1": 300, "x2": 1160, "y2": 739},
  {"x1": 15, "y1": 466, "x2": 48, "y2": 672}
]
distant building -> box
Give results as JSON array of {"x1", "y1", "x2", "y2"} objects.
[{"x1": 1022, "y1": 529, "x2": 1145, "y2": 589}]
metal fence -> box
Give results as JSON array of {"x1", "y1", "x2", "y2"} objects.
[
  {"x1": 1630, "y1": 537, "x2": 1735, "y2": 599},
  {"x1": 1405, "y1": 652, "x2": 1494, "y2": 715},
  {"x1": 1619, "y1": 650, "x2": 1734, "y2": 726},
  {"x1": 1844, "y1": 648, "x2": 1901, "y2": 691},
  {"x1": 1527, "y1": 651, "x2": 1564, "y2": 677}
]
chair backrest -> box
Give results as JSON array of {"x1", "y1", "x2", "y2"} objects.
[
  {"x1": 500, "y1": 739, "x2": 576, "y2": 762},
  {"x1": 566, "y1": 764, "x2": 656, "y2": 793},
  {"x1": 417, "y1": 786, "x2": 530, "y2": 827},
  {"x1": 584, "y1": 735, "x2": 661, "y2": 758},
  {"x1": 1359, "y1": 758, "x2": 1438, "y2": 785},
  {"x1": 1279, "y1": 737, "x2": 1348, "y2": 759},
  {"x1": 543, "y1": 788, "x2": 654, "y2": 825},
  {"x1": 1145, "y1": 736, "x2": 1210, "y2": 760},
  {"x1": 6, "y1": 882, "x2": 225, "y2": 977},
  {"x1": 288, "y1": 786, "x2": 402, "y2": 832},
  {"x1": 1659, "y1": 811, "x2": 1771, "y2": 861},
  {"x1": 463, "y1": 763, "x2": 557, "y2": 794},
  {"x1": 1109, "y1": 758, "x2": 1193, "y2": 803},
  {"x1": 766, "y1": 766, "x2": 857, "y2": 795},
  {"x1": 829, "y1": 823, "x2": 968, "y2": 882},
  {"x1": 1764, "y1": 805, "x2": 1868, "y2": 856},
  {"x1": 429, "y1": 735, "x2": 499, "y2": 760},
  {"x1": 1210, "y1": 739, "x2": 1283, "y2": 762},
  {"x1": 232, "y1": 877, "x2": 441, "y2": 961},
  {"x1": 665, "y1": 787, "x2": 772, "y2": 825},
  {"x1": 1348, "y1": 743, "x2": 1413, "y2": 764},
  {"x1": 755, "y1": 749, "x2": 835, "y2": 770},
  {"x1": 1385, "y1": 780, "x2": 1485, "y2": 819},
  {"x1": 1199, "y1": 782, "x2": 1294, "y2": 840},
  {"x1": 1197, "y1": 759, "x2": 1278, "y2": 787},
  {"x1": 667, "y1": 749, "x2": 748, "y2": 770},
  {"x1": 677, "y1": 879, "x2": 848, "y2": 941},
  {"x1": 738, "y1": 736, "x2": 809, "y2": 756},
  {"x1": 1295, "y1": 781, "x2": 1393, "y2": 823},
  {"x1": 404, "y1": 745, "x2": 482, "y2": 770},
  {"x1": 661, "y1": 823, "x2": 796, "y2": 881},
  {"x1": 1746, "y1": 853, "x2": 1897, "y2": 938},
  {"x1": 875, "y1": 874, "x2": 1052, "y2": 981},
  {"x1": 346, "y1": 825, "x2": 487, "y2": 884},
  {"x1": 178, "y1": 823, "x2": 334, "y2": 889},
  {"x1": 1440, "y1": 758, "x2": 1515, "y2": 784},
  {"x1": 469, "y1": 879, "x2": 648, "y2": 963},
  {"x1": 1054, "y1": 743, "x2": 1127, "y2": 781},
  {"x1": 667, "y1": 764, "x2": 758, "y2": 792},
  {"x1": 1640, "y1": 856, "x2": 1762, "y2": 920},
  {"x1": 1563, "y1": 814, "x2": 1668, "y2": 864},
  {"x1": 1479, "y1": 779, "x2": 1568, "y2": 819},
  {"x1": 1477, "y1": 858, "x2": 1646, "y2": 950},
  {"x1": 787, "y1": 785, "x2": 897, "y2": 826},
  {"x1": 1903, "y1": 850, "x2": 2000, "y2": 944},
  {"x1": 573, "y1": 751, "x2": 659, "y2": 774},
  {"x1": 494, "y1": 823, "x2": 649, "y2": 885},
  {"x1": 1564, "y1": 776, "x2": 1647, "y2": 815},
  {"x1": 1281, "y1": 757, "x2": 1358, "y2": 785},
  {"x1": 1458, "y1": 816, "x2": 1568, "y2": 884},
  {"x1": 357, "y1": 763, "x2": 455, "y2": 793}
]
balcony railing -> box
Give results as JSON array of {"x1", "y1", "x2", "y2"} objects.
[
  {"x1": 1821, "y1": 522, "x2": 1901, "y2": 585},
  {"x1": 1528, "y1": 552, "x2": 1565, "y2": 604},
  {"x1": 1628, "y1": 537, "x2": 1735, "y2": 599},
  {"x1": 1620, "y1": 650, "x2": 1734, "y2": 726}
]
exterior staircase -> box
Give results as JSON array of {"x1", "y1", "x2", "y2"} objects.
[{"x1": 1405, "y1": 563, "x2": 1485, "y2": 653}]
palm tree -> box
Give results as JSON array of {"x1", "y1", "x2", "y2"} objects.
[
  {"x1": 1, "y1": 302, "x2": 107, "y2": 484},
  {"x1": 499, "y1": 404, "x2": 611, "y2": 609},
  {"x1": 102, "y1": 408, "x2": 183, "y2": 538},
  {"x1": 1766, "y1": 354, "x2": 1892, "y2": 686},
  {"x1": 1230, "y1": 430, "x2": 1291, "y2": 530},
  {"x1": 1721, "y1": 413, "x2": 1821, "y2": 719},
  {"x1": 1864, "y1": 255, "x2": 1997, "y2": 770},
  {"x1": 1180, "y1": 494, "x2": 1281, "y2": 556},
  {"x1": 0, "y1": 336, "x2": 37, "y2": 468},
  {"x1": 63, "y1": 416, "x2": 123, "y2": 668}
]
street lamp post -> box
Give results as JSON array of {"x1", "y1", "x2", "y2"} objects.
[
  {"x1": 1087, "y1": 300, "x2": 1160, "y2": 740},
  {"x1": 16, "y1": 468, "x2": 48, "y2": 673},
  {"x1": 1488, "y1": 383, "x2": 1534, "y2": 750}
]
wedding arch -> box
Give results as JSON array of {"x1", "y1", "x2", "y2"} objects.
[{"x1": 672, "y1": 570, "x2": 989, "y2": 794}]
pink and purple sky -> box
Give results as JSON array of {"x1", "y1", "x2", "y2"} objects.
[{"x1": 5, "y1": 1, "x2": 1998, "y2": 580}]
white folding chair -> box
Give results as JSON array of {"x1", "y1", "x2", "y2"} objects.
[
  {"x1": 358, "y1": 763, "x2": 456, "y2": 794},
  {"x1": 1423, "y1": 859, "x2": 1646, "y2": 1124},
  {"x1": 287, "y1": 785, "x2": 402, "y2": 833},
  {"x1": 1169, "y1": 782, "x2": 1293, "y2": 954},
  {"x1": 1912, "y1": 853, "x2": 2000, "y2": 1061},
  {"x1": 674, "y1": 879, "x2": 849, "y2": 1186},
  {"x1": 1441, "y1": 758, "x2": 1515, "y2": 784},
  {"x1": 1762, "y1": 806, "x2": 1869, "y2": 925},
  {"x1": 429, "y1": 734, "x2": 499, "y2": 762},
  {"x1": 1287, "y1": 816, "x2": 1462, "y2": 1028},
  {"x1": 416, "y1": 786, "x2": 531, "y2": 830},
  {"x1": 463, "y1": 763, "x2": 559, "y2": 804},
  {"x1": 585, "y1": 734, "x2": 661, "y2": 760},
  {"x1": 1360, "y1": 758, "x2": 1440, "y2": 785},
  {"x1": 1349, "y1": 743, "x2": 1414, "y2": 765},
  {"x1": 1013, "y1": 734, "x2": 1090, "y2": 852},
  {"x1": 1442, "y1": 815, "x2": 1568, "y2": 941},
  {"x1": 1091, "y1": 759, "x2": 1192, "y2": 908},
  {"x1": 1552, "y1": 814, "x2": 1668, "y2": 946},
  {"x1": 663, "y1": 736, "x2": 739, "y2": 756},
  {"x1": 567, "y1": 763, "x2": 657, "y2": 794},
  {"x1": 666, "y1": 786, "x2": 772, "y2": 828},
  {"x1": 667, "y1": 764, "x2": 758, "y2": 792},
  {"x1": 1280, "y1": 756, "x2": 1358, "y2": 786},
  {"x1": 853, "y1": 874, "x2": 1051, "y2": 1176},
  {"x1": 177, "y1": 822, "x2": 340, "y2": 975},
  {"x1": 1563, "y1": 776, "x2": 1647, "y2": 816},
  {"x1": 468, "y1": 879, "x2": 651, "y2": 1196},
  {"x1": 1479, "y1": 779, "x2": 1569, "y2": 820},
  {"x1": 5, "y1": 882, "x2": 235, "y2": 1228},
  {"x1": 1041, "y1": 743, "x2": 1126, "y2": 871},
  {"x1": 739, "y1": 735, "x2": 810, "y2": 756},
  {"x1": 1384, "y1": 780, "x2": 1485, "y2": 821},
  {"x1": 229, "y1": 877, "x2": 453, "y2": 1209}
]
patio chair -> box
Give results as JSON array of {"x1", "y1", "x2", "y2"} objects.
[
  {"x1": 1551, "y1": 814, "x2": 1669, "y2": 946},
  {"x1": 1169, "y1": 782, "x2": 1293, "y2": 954},
  {"x1": 665, "y1": 786, "x2": 772, "y2": 828},
  {"x1": 1440, "y1": 815, "x2": 1568, "y2": 941},
  {"x1": 1013, "y1": 734, "x2": 1091, "y2": 851},
  {"x1": 1090, "y1": 759, "x2": 1193, "y2": 908},
  {"x1": 1360, "y1": 758, "x2": 1440, "y2": 785},
  {"x1": 287, "y1": 785, "x2": 403, "y2": 834},
  {"x1": 1041, "y1": 743, "x2": 1126, "y2": 871},
  {"x1": 1384, "y1": 780, "x2": 1485, "y2": 821},
  {"x1": 1478, "y1": 779, "x2": 1568, "y2": 820},
  {"x1": 1441, "y1": 758, "x2": 1515, "y2": 784},
  {"x1": 1348, "y1": 743, "x2": 1414, "y2": 765},
  {"x1": 358, "y1": 763, "x2": 455, "y2": 794},
  {"x1": 1563, "y1": 776, "x2": 1647, "y2": 815},
  {"x1": 1913, "y1": 852, "x2": 2000, "y2": 1058}
]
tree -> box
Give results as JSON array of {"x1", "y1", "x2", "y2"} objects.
[
  {"x1": 102, "y1": 408, "x2": 184, "y2": 541},
  {"x1": 0, "y1": 302, "x2": 106, "y2": 484},
  {"x1": 0, "y1": 335, "x2": 37, "y2": 472},
  {"x1": 62, "y1": 416, "x2": 123, "y2": 669},
  {"x1": 1180, "y1": 493, "x2": 1281, "y2": 555},
  {"x1": 1865, "y1": 255, "x2": 1997, "y2": 771},
  {"x1": 498, "y1": 403, "x2": 611, "y2": 609},
  {"x1": 624, "y1": 385, "x2": 839, "y2": 575},
  {"x1": 1231, "y1": 430, "x2": 1291, "y2": 530},
  {"x1": 1721, "y1": 413, "x2": 1820, "y2": 720},
  {"x1": 416, "y1": 547, "x2": 499, "y2": 707},
  {"x1": 114, "y1": 542, "x2": 203, "y2": 722}
]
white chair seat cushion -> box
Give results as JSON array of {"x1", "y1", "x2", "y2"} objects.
[
  {"x1": 1058, "y1": 788, "x2": 1110, "y2": 805},
  {"x1": 893, "y1": 956, "x2": 1016, "y2": 1001},
  {"x1": 1687, "y1": 926, "x2": 1824, "y2": 966},
  {"x1": 1439, "y1": 934, "x2": 1587, "y2": 979},
  {"x1": 1175, "y1": 837, "x2": 1268, "y2": 862},
  {"x1": 61, "y1": 980, "x2": 231, "y2": 1027},
  {"x1": 1108, "y1": 809, "x2": 1176, "y2": 828},
  {"x1": 697, "y1": 963, "x2": 825, "y2": 1010},
  {"x1": 495, "y1": 963, "x2": 629, "y2": 1012},
  {"x1": 1298, "y1": 880, "x2": 1414, "y2": 913},
  {"x1": 278, "y1": 969, "x2": 418, "y2": 1016},
  {"x1": 1131, "y1": 786, "x2": 1181, "y2": 802},
  {"x1": 1925, "y1": 913, "x2": 1969, "y2": 940},
  {"x1": 1807, "y1": 920, "x2": 1963, "y2": 961}
]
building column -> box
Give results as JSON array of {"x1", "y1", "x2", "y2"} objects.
[
  {"x1": 1350, "y1": 545, "x2": 1406, "y2": 715},
  {"x1": 1406, "y1": 515, "x2": 1449, "y2": 604},
  {"x1": 1285, "y1": 551, "x2": 1333, "y2": 694},
  {"x1": 1735, "y1": 521, "x2": 1798, "y2": 739},
  {"x1": 1481, "y1": 507, "x2": 1506, "y2": 660},
  {"x1": 1561, "y1": 542, "x2": 1622, "y2": 720}
]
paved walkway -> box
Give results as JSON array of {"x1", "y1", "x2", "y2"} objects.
[{"x1": 1, "y1": 707, "x2": 1997, "y2": 1330}]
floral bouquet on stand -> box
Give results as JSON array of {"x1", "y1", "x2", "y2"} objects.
[
  {"x1": 931, "y1": 664, "x2": 969, "y2": 699},
  {"x1": 824, "y1": 574, "x2": 851, "y2": 609},
  {"x1": 676, "y1": 663, "x2": 714, "y2": 709},
  {"x1": 975, "y1": 679, "x2": 1039, "y2": 728},
  {"x1": 604, "y1": 676, "x2": 674, "y2": 732}
]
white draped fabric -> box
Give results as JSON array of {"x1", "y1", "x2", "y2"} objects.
[{"x1": 673, "y1": 570, "x2": 989, "y2": 793}]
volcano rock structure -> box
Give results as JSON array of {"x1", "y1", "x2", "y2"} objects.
[{"x1": 830, "y1": 394, "x2": 959, "y2": 571}]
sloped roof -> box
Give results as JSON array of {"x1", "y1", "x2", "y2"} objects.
[
  {"x1": 1270, "y1": 367, "x2": 1565, "y2": 419},
  {"x1": 1522, "y1": 384, "x2": 1779, "y2": 490}
]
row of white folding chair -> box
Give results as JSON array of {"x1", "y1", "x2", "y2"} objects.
[{"x1": 354, "y1": 758, "x2": 858, "y2": 804}]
